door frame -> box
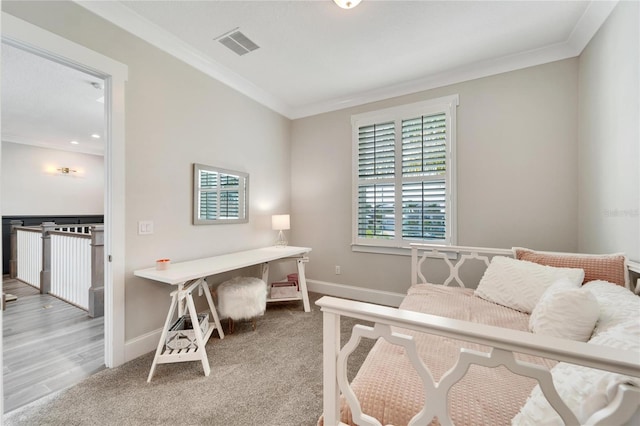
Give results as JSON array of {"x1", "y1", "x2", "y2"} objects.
[{"x1": 1, "y1": 13, "x2": 128, "y2": 372}]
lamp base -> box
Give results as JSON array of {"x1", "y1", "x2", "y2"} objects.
[{"x1": 275, "y1": 230, "x2": 288, "y2": 247}]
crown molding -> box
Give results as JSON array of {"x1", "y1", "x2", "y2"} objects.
[
  {"x1": 291, "y1": 0, "x2": 617, "y2": 119},
  {"x1": 74, "y1": 0, "x2": 293, "y2": 118},
  {"x1": 566, "y1": 0, "x2": 618, "y2": 53},
  {"x1": 290, "y1": 41, "x2": 576, "y2": 119},
  {"x1": 74, "y1": 0, "x2": 616, "y2": 121}
]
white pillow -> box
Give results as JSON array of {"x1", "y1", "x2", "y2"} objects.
[
  {"x1": 513, "y1": 284, "x2": 640, "y2": 425},
  {"x1": 474, "y1": 256, "x2": 585, "y2": 313},
  {"x1": 582, "y1": 280, "x2": 640, "y2": 336},
  {"x1": 529, "y1": 280, "x2": 599, "y2": 342},
  {"x1": 513, "y1": 318, "x2": 640, "y2": 425}
]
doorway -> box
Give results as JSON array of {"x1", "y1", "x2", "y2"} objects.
[
  {"x1": 1, "y1": 11, "x2": 128, "y2": 415},
  {"x1": 1, "y1": 42, "x2": 106, "y2": 413}
]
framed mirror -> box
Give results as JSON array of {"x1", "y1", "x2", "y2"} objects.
[{"x1": 193, "y1": 163, "x2": 249, "y2": 225}]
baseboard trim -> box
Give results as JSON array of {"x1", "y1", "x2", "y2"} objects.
[
  {"x1": 124, "y1": 327, "x2": 162, "y2": 363},
  {"x1": 306, "y1": 279, "x2": 405, "y2": 308}
]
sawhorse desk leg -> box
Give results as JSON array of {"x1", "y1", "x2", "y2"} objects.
[
  {"x1": 147, "y1": 288, "x2": 179, "y2": 382},
  {"x1": 297, "y1": 257, "x2": 311, "y2": 312},
  {"x1": 185, "y1": 288, "x2": 210, "y2": 377},
  {"x1": 147, "y1": 278, "x2": 224, "y2": 382},
  {"x1": 262, "y1": 256, "x2": 311, "y2": 312}
]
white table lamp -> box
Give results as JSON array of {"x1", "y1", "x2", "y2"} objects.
[{"x1": 272, "y1": 214, "x2": 290, "y2": 247}]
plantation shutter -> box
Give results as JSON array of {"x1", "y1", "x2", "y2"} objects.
[
  {"x1": 352, "y1": 95, "x2": 457, "y2": 248},
  {"x1": 401, "y1": 113, "x2": 447, "y2": 240},
  {"x1": 357, "y1": 122, "x2": 395, "y2": 238},
  {"x1": 401, "y1": 181, "x2": 446, "y2": 240},
  {"x1": 401, "y1": 113, "x2": 446, "y2": 177},
  {"x1": 358, "y1": 122, "x2": 395, "y2": 178}
]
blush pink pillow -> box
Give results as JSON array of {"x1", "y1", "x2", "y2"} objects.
[{"x1": 514, "y1": 248, "x2": 627, "y2": 287}]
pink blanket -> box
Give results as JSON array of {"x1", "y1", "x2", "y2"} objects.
[{"x1": 335, "y1": 284, "x2": 557, "y2": 425}]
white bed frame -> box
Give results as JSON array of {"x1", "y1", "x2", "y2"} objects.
[{"x1": 317, "y1": 243, "x2": 640, "y2": 426}]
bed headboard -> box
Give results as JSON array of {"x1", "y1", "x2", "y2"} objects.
[
  {"x1": 411, "y1": 243, "x2": 637, "y2": 293},
  {"x1": 410, "y1": 244, "x2": 513, "y2": 288}
]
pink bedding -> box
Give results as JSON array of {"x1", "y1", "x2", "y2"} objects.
[{"x1": 335, "y1": 284, "x2": 557, "y2": 426}]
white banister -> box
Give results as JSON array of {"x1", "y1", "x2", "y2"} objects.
[
  {"x1": 15, "y1": 227, "x2": 42, "y2": 288},
  {"x1": 50, "y1": 230, "x2": 92, "y2": 310},
  {"x1": 11, "y1": 222, "x2": 104, "y2": 315}
]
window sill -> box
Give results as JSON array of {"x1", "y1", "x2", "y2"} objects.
[
  {"x1": 351, "y1": 243, "x2": 457, "y2": 259},
  {"x1": 351, "y1": 244, "x2": 412, "y2": 256}
]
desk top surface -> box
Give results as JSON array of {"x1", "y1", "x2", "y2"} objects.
[{"x1": 133, "y1": 246, "x2": 311, "y2": 285}]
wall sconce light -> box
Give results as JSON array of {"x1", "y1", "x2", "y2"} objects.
[
  {"x1": 58, "y1": 167, "x2": 77, "y2": 174},
  {"x1": 272, "y1": 214, "x2": 290, "y2": 247}
]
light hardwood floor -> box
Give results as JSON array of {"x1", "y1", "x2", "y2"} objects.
[{"x1": 3, "y1": 277, "x2": 105, "y2": 413}]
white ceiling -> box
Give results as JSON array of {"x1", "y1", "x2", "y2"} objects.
[
  {"x1": 1, "y1": 43, "x2": 105, "y2": 155},
  {"x1": 79, "y1": 0, "x2": 616, "y2": 118},
  {"x1": 1, "y1": 1, "x2": 616, "y2": 154}
]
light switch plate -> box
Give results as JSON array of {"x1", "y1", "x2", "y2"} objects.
[{"x1": 138, "y1": 220, "x2": 154, "y2": 235}]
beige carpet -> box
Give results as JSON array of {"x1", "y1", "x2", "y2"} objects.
[{"x1": 3, "y1": 293, "x2": 374, "y2": 426}]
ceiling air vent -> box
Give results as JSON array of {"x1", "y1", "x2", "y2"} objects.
[{"x1": 216, "y1": 29, "x2": 259, "y2": 56}]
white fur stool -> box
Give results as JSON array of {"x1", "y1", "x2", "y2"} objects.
[{"x1": 217, "y1": 277, "x2": 267, "y2": 333}]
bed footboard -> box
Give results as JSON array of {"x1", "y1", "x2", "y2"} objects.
[{"x1": 317, "y1": 296, "x2": 640, "y2": 426}]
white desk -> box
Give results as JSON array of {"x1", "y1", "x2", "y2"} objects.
[{"x1": 134, "y1": 246, "x2": 312, "y2": 381}]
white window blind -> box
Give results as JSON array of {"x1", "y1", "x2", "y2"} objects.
[{"x1": 352, "y1": 95, "x2": 458, "y2": 249}]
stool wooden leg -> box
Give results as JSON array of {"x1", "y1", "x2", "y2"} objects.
[
  {"x1": 202, "y1": 279, "x2": 224, "y2": 339},
  {"x1": 228, "y1": 318, "x2": 234, "y2": 334},
  {"x1": 251, "y1": 318, "x2": 257, "y2": 331}
]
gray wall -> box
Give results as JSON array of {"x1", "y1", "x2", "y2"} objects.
[
  {"x1": 1, "y1": 142, "x2": 104, "y2": 215},
  {"x1": 291, "y1": 59, "x2": 579, "y2": 294},
  {"x1": 2, "y1": 1, "x2": 292, "y2": 341},
  {"x1": 578, "y1": 0, "x2": 639, "y2": 262}
]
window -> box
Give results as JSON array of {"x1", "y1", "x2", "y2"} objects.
[
  {"x1": 193, "y1": 164, "x2": 249, "y2": 225},
  {"x1": 352, "y1": 95, "x2": 458, "y2": 249}
]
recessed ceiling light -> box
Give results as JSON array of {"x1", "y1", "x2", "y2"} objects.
[
  {"x1": 70, "y1": 140, "x2": 79, "y2": 145},
  {"x1": 91, "y1": 134, "x2": 101, "y2": 139}
]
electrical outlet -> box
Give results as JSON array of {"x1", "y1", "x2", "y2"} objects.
[{"x1": 335, "y1": 265, "x2": 341, "y2": 275}]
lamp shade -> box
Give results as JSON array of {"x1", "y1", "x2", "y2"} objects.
[{"x1": 272, "y1": 214, "x2": 290, "y2": 231}]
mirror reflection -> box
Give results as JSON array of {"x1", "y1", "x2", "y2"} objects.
[{"x1": 193, "y1": 163, "x2": 249, "y2": 225}]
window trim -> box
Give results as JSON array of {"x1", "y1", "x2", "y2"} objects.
[{"x1": 351, "y1": 95, "x2": 459, "y2": 251}]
